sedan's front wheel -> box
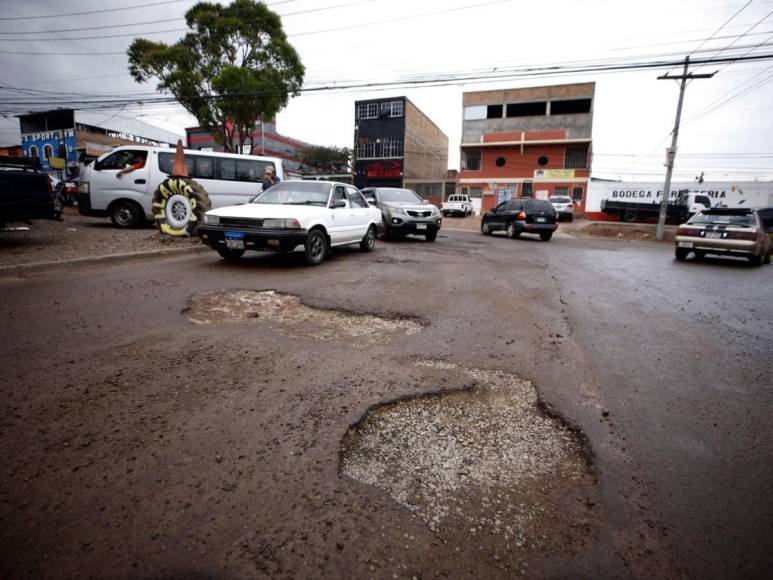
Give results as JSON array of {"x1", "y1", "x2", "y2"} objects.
[
  {"x1": 360, "y1": 225, "x2": 376, "y2": 252},
  {"x1": 305, "y1": 229, "x2": 328, "y2": 266},
  {"x1": 217, "y1": 248, "x2": 244, "y2": 261}
]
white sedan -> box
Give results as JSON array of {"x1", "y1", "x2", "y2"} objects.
[{"x1": 197, "y1": 180, "x2": 382, "y2": 266}]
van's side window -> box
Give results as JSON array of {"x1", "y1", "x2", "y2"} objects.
[
  {"x1": 96, "y1": 149, "x2": 146, "y2": 171},
  {"x1": 158, "y1": 152, "x2": 194, "y2": 177},
  {"x1": 219, "y1": 159, "x2": 236, "y2": 180},
  {"x1": 195, "y1": 156, "x2": 214, "y2": 179},
  {"x1": 236, "y1": 160, "x2": 256, "y2": 182}
]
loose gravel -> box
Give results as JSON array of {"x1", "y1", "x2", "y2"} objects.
[
  {"x1": 185, "y1": 289, "x2": 423, "y2": 342},
  {"x1": 341, "y1": 361, "x2": 593, "y2": 541}
]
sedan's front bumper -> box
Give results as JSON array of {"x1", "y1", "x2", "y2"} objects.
[{"x1": 197, "y1": 225, "x2": 309, "y2": 252}]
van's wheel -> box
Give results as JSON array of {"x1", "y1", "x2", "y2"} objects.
[
  {"x1": 110, "y1": 200, "x2": 144, "y2": 228},
  {"x1": 675, "y1": 248, "x2": 689, "y2": 261},
  {"x1": 152, "y1": 177, "x2": 211, "y2": 237},
  {"x1": 360, "y1": 225, "x2": 376, "y2": 251},
  {"x1": 216, "y1": 248, "x2": 244, "y2": 261},
  {"x1": 304, "y1": 228, "x2": 328, "y2": 266}
]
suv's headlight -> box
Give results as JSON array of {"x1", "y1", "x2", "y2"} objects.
[
  {"x1": 203, "y1": 213, "x2": 219, "y2": 226},
  {"x1": 263, "y1": 218, "x2": 301, "y2": 229},
  {"x1": 388, "y1": 207, "x2": 405, "y2": 216}
]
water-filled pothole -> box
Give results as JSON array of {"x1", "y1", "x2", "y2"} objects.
[
  {"x1": 340, "y1": 361, "x2": 594, "y2": 540},
  {"x1": 185, "y1": 289, "x2": 424, "y2": 342}
]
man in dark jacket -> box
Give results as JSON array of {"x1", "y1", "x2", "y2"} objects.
[{"x1": 261, "y1": 166, "x2": 280, "y2": 191}]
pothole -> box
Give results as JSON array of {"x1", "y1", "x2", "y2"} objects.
[
  {"x1": 340, "y1": 361, "x2": 594, "y2": 543},
  {"x1": 185, "y1": 289, "x2": 424, "y2": 342}
]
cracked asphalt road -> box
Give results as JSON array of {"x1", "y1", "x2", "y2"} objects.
[{"x1": 1, "y1": 228, "x2": 771, "y2": 578}]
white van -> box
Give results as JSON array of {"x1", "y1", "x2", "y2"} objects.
[{"x1": 78, "y1": 145, "x2": 284, "y2": 228}]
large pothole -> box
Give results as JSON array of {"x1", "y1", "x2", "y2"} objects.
[
  {"x1": 340, "y1": 361, "x2": 595, "y2": 546},
  {"x1": 185, "y1": 289, "x2": 424, "y2": 342}
]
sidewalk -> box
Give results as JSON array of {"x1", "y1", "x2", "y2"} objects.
[{"x1": 0, "y1": 209, "x2": 201, "y2": 273}]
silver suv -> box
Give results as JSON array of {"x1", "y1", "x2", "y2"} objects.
[{"x1": 362, "y1": 187, "x2": 442, "y2": 242}]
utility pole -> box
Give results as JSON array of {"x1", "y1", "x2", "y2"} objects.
[{"x1": 655, "y1": 56, "x2": 715, "y2": 241}]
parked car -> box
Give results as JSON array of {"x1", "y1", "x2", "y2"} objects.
[
  {"x1": 361, "y1": 187, "x2": 442, "y2": 241},
  {"x1": 548, "y1": 195, "x2": 574, "y2": 221},
  {"x1": 480, "y1": 198, "x2": 558, "y2": 241},
  {"x1": 78, "y1": 145, "x2": 284, "y2": 229},
  {"x1": 675, "y1": 207, "x2": 772, "y2": 266},
  {"x1": 197, "y1": 181, "x2": 381, "y2": 266},
  {"x1": 0, "y1": 156, "x2": 61, "y2": 228},
  {"x1": 441, "y1": 194, "x2": 473, "y2": 217}
]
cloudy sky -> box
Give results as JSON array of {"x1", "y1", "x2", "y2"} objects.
[{"x1": 1, "y1": 0, "x2": 772, "y2": 181}]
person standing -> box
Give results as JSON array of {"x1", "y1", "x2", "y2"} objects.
[{"x1": 261, "y1": 166, "x2": 280, "y2": 191}]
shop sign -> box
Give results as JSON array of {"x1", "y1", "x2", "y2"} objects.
[
  {"x1": 534, "y1": 169, "x2": 575, "y2": 179},
  {"x1": 366, "y1": 160, "x2": 402, "y2": 179}
]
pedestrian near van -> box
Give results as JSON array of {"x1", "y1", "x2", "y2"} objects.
[{"x1": 262, "y1": 166, "x2": 280, "y2": 191}]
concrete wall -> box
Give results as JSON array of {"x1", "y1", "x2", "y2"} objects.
[
  {"x1": 404, "y1": 100, "x2": 449, "y2": 181},
  {"x1": 462, "y1": 82, "x2": 595, "y2": 142}
]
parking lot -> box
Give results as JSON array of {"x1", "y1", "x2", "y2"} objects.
[{"x1": 1, "y1": 221, "x2": 771, "y2": 578}]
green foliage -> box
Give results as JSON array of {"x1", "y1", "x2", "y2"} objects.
[
  {"x1": 128, "y1": 0, "x2": 304, "y2": 152},
  {"x1": 297, "y1": 145, "x2": 352, "y2": 174}
]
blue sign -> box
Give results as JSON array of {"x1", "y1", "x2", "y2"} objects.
[{"x1": 20, "y1": 128, "x2": 77, "y2": 172}]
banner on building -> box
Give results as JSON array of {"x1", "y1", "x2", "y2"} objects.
[{"x1": 534, "y1": 169, "x2": 576, "y2": 179}]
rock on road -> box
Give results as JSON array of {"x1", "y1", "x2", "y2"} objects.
[{"x1": 0, "y1": 228, "x2": 770, "y2": 578}]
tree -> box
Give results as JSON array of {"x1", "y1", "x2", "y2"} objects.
[
  {"x1": 128, "y1": 0, "x2": 304, "y2": 153},
  {"x1": 297, "y1": 145, "x2": 351, "y2": 175}
]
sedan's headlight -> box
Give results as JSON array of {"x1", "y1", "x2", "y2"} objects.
[
  {"x1": 203, "y1": 213, "x2": 219, "y2": 226},
  {"x1": 263, "y1": 218, "x2": 301, "y2": 229}
]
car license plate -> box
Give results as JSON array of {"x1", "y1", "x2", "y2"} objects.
[
  {"x1": 416, "y1": 224, "x2": 427, "y2": 230},
  {"x1": 225, "y1": 231, "x2": 245, "y2": 250},
  {"x1": 536, "y1": 217, "x2": 546, "y2": 223},
  {"x1": 678, "y1": 241, "x2": 693, "y2": 248},
  {"x1": 706, "y1": 232, "x2": 722, "y2": 239}
]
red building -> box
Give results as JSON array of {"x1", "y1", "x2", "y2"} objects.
[{"x1": 459, "y1": 83, "x2": 594, "y2": 214}]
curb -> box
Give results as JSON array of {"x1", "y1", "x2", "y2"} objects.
[{"x1": 0, "y1": 244, "x2": 207, "y2": 277}]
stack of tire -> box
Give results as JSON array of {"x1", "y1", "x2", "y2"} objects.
[{"x1": 152, "y1": 176, "x2": 211, "y2": 236}]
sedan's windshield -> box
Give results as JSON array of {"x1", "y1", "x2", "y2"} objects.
[
  {"x1": 252, "y1": 182, "x2": 330, "y2": 205},
  {"x1": 377, "y1": 188, "x2": 423, "y2": 203},
  {"x1": 689, "y1": 211, "x2": 756, "y2": 227}
]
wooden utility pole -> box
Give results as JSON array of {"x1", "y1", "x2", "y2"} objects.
[{"x1": 655, "y1": 56, "x2": 716, "y2": 241}]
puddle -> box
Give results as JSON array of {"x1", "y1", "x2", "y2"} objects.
[
  {"x1": 340, "y1": 361, "x2": 593, "y2": 539},
  {"x1": 185, "y1": 289, "x2": 424, "y2": 342}
]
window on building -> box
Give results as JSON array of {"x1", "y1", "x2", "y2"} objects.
[
  {"x1": 572, "y1": 186, "x2": 584, "y2": 202},
  {"x1": 550, "y1": 98, "x2": 592, "y2": 115},
  {"x1": 357, "y1": 103, "x2": 378, "y2": 119},
  {"x1": 382, "y1": 137, "x2": 403, "y2": 158},
  {"x1": 486, "y1": 104, "x2": 503, "y2": 119},
  {"x1": 356, "y1": 140, "x2": 376, "y2": 159},
  {"x1": 554, "y1": 186, "x2": 569, "y2": 197},
  {"x1": 564, "y1": 145, "x2": 588, "y2": 169},
  {"x1": 469, "y1": 187, "x2": 483, "y2": 199},
  {"x1": 463, "y1": 150, "x2": 481, "y2": 171},
  {"x1": 463, "y1": 106, "x2": 486, "y2": 120},
  {"x1": 506, "y1": 102, "x2": 547, "y2": 117},
  {"x1": 521, "y1": 182, "x2": 533, "y2": 198},
  {"x1": 461, "y1": 187, "x2": 469, "y2": 195},
  {"x1": 389, "y1": 100, "x2": 403, "y2": 117}
]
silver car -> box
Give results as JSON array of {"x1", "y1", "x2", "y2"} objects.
[
  {"x1": 675, "y1": 207, "x2": 771, "y2": 266},
  {"x1": 362, "y1": 187, "x2": 442, "y2": 242},
  {"x1": 548, "y1": 195, "x2": 574, "y2": 222}
]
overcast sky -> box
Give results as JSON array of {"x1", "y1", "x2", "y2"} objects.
[{"x1": 1, "y1": 0, "x2": 772, "y2": 181}]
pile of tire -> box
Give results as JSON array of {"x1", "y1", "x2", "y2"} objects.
[{"x1": 152, "y1": 177, "x2": 211, "y2": 236}]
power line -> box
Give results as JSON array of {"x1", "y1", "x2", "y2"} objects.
[{"x1": 0, "y1": 0, "x2": 190, "y2": 20}]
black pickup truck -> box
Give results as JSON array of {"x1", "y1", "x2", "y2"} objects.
[{"x1": 0, "y1": 156, "x2": 61, "y2": 228}]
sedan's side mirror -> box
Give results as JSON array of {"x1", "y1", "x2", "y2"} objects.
[{"x1": 331, "y1": 200, "x2": 347, "y2": 209}]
